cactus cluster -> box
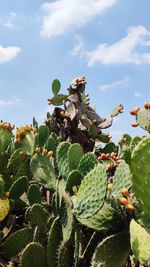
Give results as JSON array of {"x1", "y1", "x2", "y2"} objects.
[{"x1": 0, "y1": 79, "x2": 150, "y2": 267}]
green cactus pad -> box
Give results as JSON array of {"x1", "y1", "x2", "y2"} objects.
[
  {"x1": 76, "y1": 202, "x2": 119, "y2": 232},
  {"x1": 30, "y1": 154, "x2": 56, "y2": 190},
  {"x1": 0, "y1": 175, "x2": 4, "y2": 197},
  {"x1": 0, "y1": 128, "x2": 12, "y2": 153},
  {"x1": 56, "y1": 142, "x2": 71, "y2": 179},
  {"x1": 78, "y1": 153, "x2": 98, "y2": 176},
  {"x1": 51, "y1": 94, "x2": 68, "y2": 106},
  {"x1": 47, "y1": 217, "x2": 62, "y2": 267},
  {"x1": 102, "y1": 142, "x2": 116, "y2": 154},
  {"x1": 136, "y1": 108, "x2": 150, "y2": 131},
  {"x1": 74, "y1": 164, "x2": 107, "y2": 219},
  {"x1": 7, "y1": 148, "x2": 24, "y2": 174},
  {"x1": 3, "y1": 227, "x2": 34, "y2": 258},
  {"x1": 98, "y1": 133, "x2": 110, "y2": 143},
  {"x1": 130, "y1": 136, "x2": 141, "y2": 152},
  {"x1": 46, "y1": 135, "x2": 57, "y2": 153},
  {"x1": 130, "y1": 136, "x2": 150, "y2": 221},
  {"x1": 38, "y1": 125, "x2": 50, "y2": 147},
  {"x1": 9, "y1": 176, "x2": 28, "y2": 200},
  {"x1": 27, "y1": 184, "x2": 41, "y2": 205},
  {"x1": 31, "y1": 204, "x2": 48, "y2": 227},
  {"x1": 68, "y1": 143, "x2": 84, "y2": 171},
  {"x1": 66, "y1": 170, "x2": 82, "y2": 194},
  {"x1": 21, "y1": 242, "x2": 46, "y2": 267},
  {"x1": 91, "y1": 231, "x2": 130, "y2": 267},
  {"x1": 16, "y1": 159, "x2": 32, "y2": 179},
  {"x1": 130, "y1": 219, "x2": 150, "y2": 265},
  {"x1": 112, "y1": 161, "x2": 132, "y2": 198},
  {"x1": 57, "y1": 242, "x2": 72, "y2": 267},
  {"x1": 52, "y1": 79, "x2": 61, "y2": 96},
  {"x1": 20, "y1": 131, "x2": 35, "y2": 156},
  {"x1": 60, "y1": 193, "x2": 73, "y2": 243}
]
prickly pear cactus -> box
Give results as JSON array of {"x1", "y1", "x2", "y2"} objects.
[
  {"x1": 56, "y1": 142, "x2": 71, "y2": 179},
  {"x1": 78, "y1": 152, "x2": 98, "y2": 176},
  {"x1": 130, "y1": 219, "x2": 150, "y2": 265},
  {"x1": 74, "y1": 164, "x2": 107, "y2": 218},
  {"x1": 0, "y1": 197, "x2": 10, "y2": 222},
  {"x1": 9, "y1": 176, "x2": 28, "y2": 200},
  {"x1": 66, "y1": 170, "x2": 82, "y2": 194},
  {"x1": 112, "y1": 161, "x2": 132, "y2": 198},
  {"x1": 21, "y1": 242, "x2": 46, "y2": 267},
  {"x1": 136, "y1": 108, "x2": 150, "y2": 131},
  {"x1": 68, "y1": 143, "x2": 84, "y2": 171},
  {"x1": 130, "y1": 136, "x2": 150, "y2": 221},
  {"x1": 91, "y1": 231, "x2": 130, "y2": 267}
]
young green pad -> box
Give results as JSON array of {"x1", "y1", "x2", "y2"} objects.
[
  {"x1": 21, "y1": 242, "x2": 46, "y2": 267},
  {"x1": 68, "y1": 143, "x2": 84, "y2": 171}
]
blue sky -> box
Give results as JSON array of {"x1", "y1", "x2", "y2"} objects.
[{"x1": 0, "y1": 0, "x2": 150, "y2": 142}]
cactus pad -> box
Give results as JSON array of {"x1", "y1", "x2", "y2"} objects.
[
  {"x1": 66, "y1": 170, "x2": 82, "y2": 194},
  {"x1": 78, "y1": 153, "x2": 98, "y2": 176},
  {"x1": 130, "y1": 219, "x2": 150, "y2": 265},
  {"x1": 91, "y1": 231, "x2": 130, "y2": 267},
  {"x1": 31, "y1": 204, "x2": 48, "y2": 227},
  {"x1": 136, "y1": 108, "x2": 150, "y2": 131},
  {"x1": 21, "y1": 242, "x2": 46, "y2": 267},
  {"x1": 0, "y1": 198, "x2": 10, "y2": 222},
  {"x1": 20, "y1": 131, "x2": 35, "y2": 156},
  {"x1": 68, "y1": 143, "x2": 84, "y2": 171},
  {"x1": 130, "y1": 136, "x2": 150, "y2": 221},
  {"x1": 27, "y1": 184, "x2": 41, "y2": 205},
  {"x1": 74, "y1": 164, "x2": 107, "y2": 219},
  {"x1": 9, "y1": 176, "x2": 28, "y2": 200},
  {"x1": 38, "y1": 125, "x2": 50, "y2": 147},
  {"x1": 56, "y1": 142, "x2": 71, "y2": 179},
  {"x1": 112, "y1": 161, "x2": 132, "y2": 198}
]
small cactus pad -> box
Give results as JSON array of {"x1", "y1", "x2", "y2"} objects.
[
  {"x1": 9, "y1": 176, "x2": 28, "y2": 200},
  {"x1": 20, "y1": 131, "x2": 35, "y2": 156},
  {"x1": 3, "y1": 228, "x2": 34, "y2": 258},
  {"x1": 130, "y1": 219, "x2": 150, "y2": 265},
  {"x1": 0, "y1": 128, "x2": 12, "y2": 153},
  {"x1": 74, "y1": 164, "x2": 107, "y2": 219},
  {"x1": 30, "y1": 154, "x2": 56, "y2": 189},
  {"x1": 68, "y1": 143, "x2": 84, "y2": 171},
  {"x1": 52, "y1": 79, "x2": 61, "y2": 96},
  {"x1": 27, "y1": 184, "x2": 41, "y2": 205},
  {"x1": 21, "y1": 242, "x2": 46, "y2": 267},
  {"x1": 38, "y1": 125, "x2": 50, "y2": 147},
  {"x1": 136, "y1": 108, "x2": 150, "y2": 131},
  {"x1": 31, "y1": 204, "x2": 48, "y2": 227},
  {"x1": 60, "y1": 193, "x2": 73, "y2": 243},
  {"x1": 56, "y1": 142, "x2": 71, "y2": 179},
  {"x1": 130, "y1": 136, "x2": 150, "y2": 220},
  {"x1": 46, "y1": 135, "x2": 57, "y2": 153},
  {"x1": 112, "y1": 161, "x2": 132, "y2": 198},
  {"x1": 47, "y1": 217, "x2": 62, "y2": 267},
  {"x1": 66, "y1": 170, "x2": 82, "y2": 194},
  {"x1": 91, "y1": 231, "x2": 130, "y2": 267},
  {"x1": 57, "y1": 242, "x2": 72, "y2": 267},
  {"x1": 7, "y1": 148, "x2": 25, "y2": 174},
  {"x1": 0, "y1": 198, "x2": 10, "y2": 222},
  {"x1": 78, "y1": 152, "x2": 98, "y2": 176}
]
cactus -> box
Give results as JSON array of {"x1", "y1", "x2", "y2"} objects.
[
  {"x1": 78, "y1": 152, "x2": 98, "y2": 176},
  {"x1": 60, "y1": 193, "x2": 73, "y2": 243},
  {"x1": 21, "y1": 242, "x2": 46, "y2": 267},
  {"x1": 30, "y1": 154, "x2": 56, "y2": 190},
  {"x1": 52, "y1": 79, "x2": 61, "y2": 96},
  {"x1": 130, "y1": 136, "x2": 150, "y2": 221},
  {"x1": 2, "y1": 228, "x2": 34, "y2": 258},
  {"x1": 46, "y1": 135, "x2": 57, "y2": 153},
  {"x1": 66, "y1": 170, "x2": 82, "y2": 194},
  {"x1": 38, "y1": 125, "x2": 50, "y2": 147},
  {"x1": 57, "y1": 242, "x2": 72, "y2": 267},
  {"x1": 7, "y1": 148, "x2": 25, "y2": 174},
  {"x1": 68, "y1": 143, "x2": 84, "y2": 171},
  {"x1": 76, "y1": 202, "x2": 119, "y2": 232},
  {"x1": 27, "y1": 184, "x2": 41, "y2": 205},
  {"x1": 0, "y1": 127, "x2": 13, "y2": 153},
  {"x1": 136, "y1": 108, "x2": 150, "y2": 131},
  {"x1": 91, "y1": 231, "x2": 130, "y2": 267},
  {"x1": 19, "y1": 130, "x2": 35, "y2": 156},
  {"x1": 112, "y1": 161, "x2": 132, "y2": 198},
  {"x1": 74, "y1": 164, "x2": 107, "y2": 218},
  {"x1": 47, "y1": 217, "x2": 62, "y2": 267},
  {"x1": 9, "y1": 176, "x2": 28, "y2": 200},
  {"x1": 130, "y1": 219, "x2": 150, "y2": 265},
  {"x1": 30, "y1": 204, "x2": 48, "y2": 228},
  {"x1": 56, "y1": 142, "x2": 71, "y2": 179}
]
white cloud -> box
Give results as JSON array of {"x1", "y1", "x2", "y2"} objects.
[
  {"x1": 3, "y1": 12, "x2": 17, "y2": 31},
  {"x1": 41, "y1": 0, "x2": 118, "y2": 37},
  {"x1": 0, "y1": 97, "x2": 21, "y2": 107},
  {"x1": 134, "y1": 91, "x2": 143, "y2": 98},
  {"x1": 100, "y1": 77, "x2": 130, "y2": 91},
  {"x1": 87, "y1": 25, "x2": 150, "y2": 66},
  {"x1": 0, "y1": 45, "x2": 21, "y2": 63},
  {"x1": 72, "y1": 35, "x2": 84, "y2": 56}
]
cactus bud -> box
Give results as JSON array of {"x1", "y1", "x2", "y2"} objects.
[
  {"x1": 47, "y1": 151, "x2": 53, "y2": 158},
  {"x1": 125, "y1": 204, "x2": 135, "y2": 214},
  {"x1": 108, "y1": 183, "x2": 113, "y2": 193},
  {"x1": 144, "y1": 102, "x2": 149, "y2": 109},
  {"x1": 130, "y1": 106, "x2": 140, "y2": 115},
  {"x1": 117, "y1": 197, "x2": 128, "y2": 206},
  {"x1": 120, "y1": 188, "x2": 129, "y2": 198},
  {"x1": 72, "y1": 186, "x2": 78, "y2": 194},
  {"x1": 35, "y1": 147, "x2": 41, "y2": 154},
  {"x1": 131, "y1": 122, "x2": 138, "y2": 127}
]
